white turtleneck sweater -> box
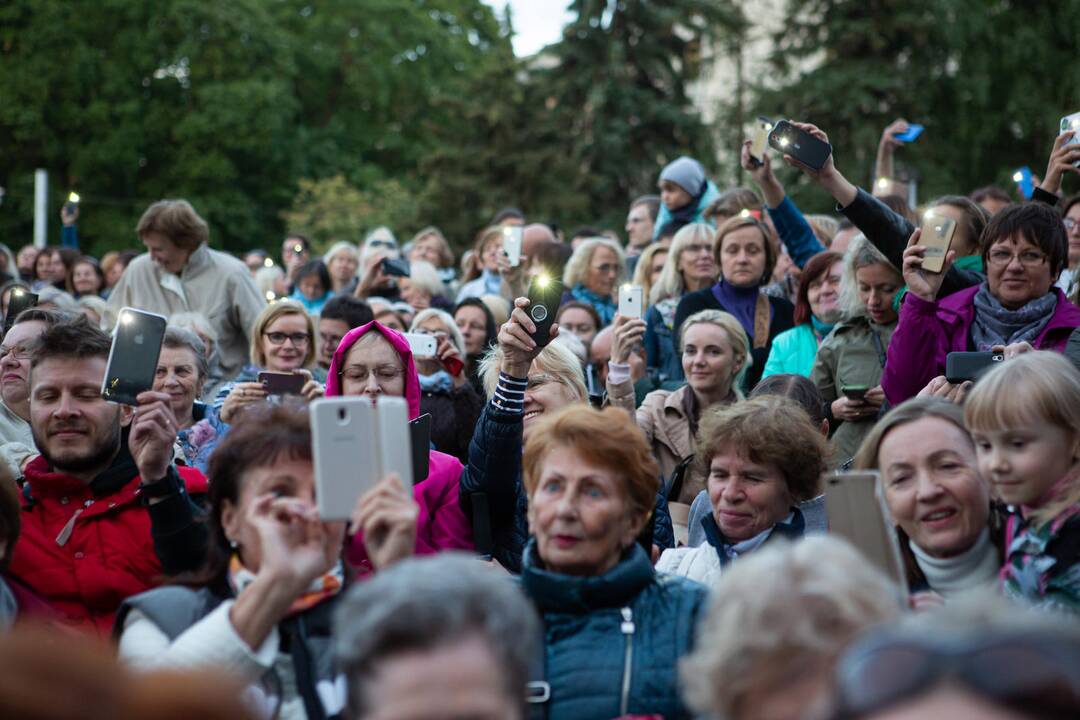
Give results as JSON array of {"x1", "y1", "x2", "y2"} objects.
[{"x1": 909, "y1": 527, "x2": 1000, "y2": 598}]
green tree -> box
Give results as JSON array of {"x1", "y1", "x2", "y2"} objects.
[
  {"x1": 281, "y1": 174, "x2": 419, "y2": 251},
  {"x1": 514, "y1": 0, "x2": 745, "y2": 234},
  {"x1": 752, "y1": 0, "x2": 1080, "y2": 212}
]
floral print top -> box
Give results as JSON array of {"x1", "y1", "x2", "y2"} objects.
[{"x1": 1001, "y1": 503, "x2": 1080, "y2": 614}]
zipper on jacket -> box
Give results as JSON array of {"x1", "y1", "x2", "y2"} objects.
[
  {"x1": 55, "y1": 500, "x2": 92, "y2": 546},
  {"x1": 619, "y1": 606, "x2": 635, "y2": 716}
]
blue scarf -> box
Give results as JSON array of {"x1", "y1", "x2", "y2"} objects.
[
  {"x1": 570, "y1": 284, "x2": 617, "y2": 326},
  {"x1": 811, "y1": 315, "x2": 836, "y2": 340},
  {"x1": 970, "y1": 282, "x2": 1057, "y2": 351},
  {"x1": 418, "y1": 371, "x2": 454, "y2": 393}
]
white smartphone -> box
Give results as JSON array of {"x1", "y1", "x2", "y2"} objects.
[
  {"x1": 403, "y1": 332, "x2": 438, "y2": 358},
  {"x1": 824, "y1": 471, "x2": 910, "y2": 598},
  {"x1": 1061, "y1": 111, "x2": 1080, "y2": 167},
  {"x1": 312, "y1": 397, "x2": 378, "y2": 521},
  {"x1": 618, "y1": 284, "x2": 643, "y2": 319},
  {"x1": 376, "y1": 396, "x2": 413, "y2": 494},
  {"x1": 503, "y1": 226, "x2": 523, "y2": 267}
]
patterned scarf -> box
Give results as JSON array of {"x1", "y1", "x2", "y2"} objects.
[
  {"x1": 570, "y1": 284, "x2": 617, "y2": 326},
  {"x1": 970, "y1": 282, "x2": 1057, "y2": 351},
  {"x1": 228, "y1": 554, "x2": 344, "y2": 616}
]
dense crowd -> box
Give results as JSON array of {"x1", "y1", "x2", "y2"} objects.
[{"x1": 0, "y1": 116, "x2": 1079, "y2": 720}]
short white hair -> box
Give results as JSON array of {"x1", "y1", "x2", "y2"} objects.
[
  {"x1": 562, "y1": 238, "x2": 626, "y2": 289},
  {"x1": 552, "y1": 330, "x2": 587, "y2": 364},
  {"x1": 651, "y1": 222, "x2": 715, "y2": 304},
  {"x1": 169, "y1": 311, "x2": 219, "y2": 346},
  {"x1": 253, "y1": 265, "x2": 283, "y2": 299},
  {"x1": 323, "y1": 241, "x2": 359, "y2": 268},
  {"x1": 479, "y1": 339, "x2": 587, "y2": 402},
  {"x1": 680, "y1": 535, "x2": 902, "y2": 718},
  {"x1": 406, "y1": 260, "x2": 446, "y2": 298},
  {"x1": 77, "y1": 295, "x2": 116, "y2": 331},
  {"x1": 411, "y1": 308, "x2": 466, "y2": 355}
]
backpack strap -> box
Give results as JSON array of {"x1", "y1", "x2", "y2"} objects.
[{"x1": 526, "y1": 619, "x2": 550, "y2": 719}]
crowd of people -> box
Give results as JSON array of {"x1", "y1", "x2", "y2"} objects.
[{"x1": 0, "y1": 115, "x2": 1079, "y2": 720}]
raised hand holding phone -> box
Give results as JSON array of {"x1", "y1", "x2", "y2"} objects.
[
  {"x1": 129, "y1": 390, "x2": 179, "y2": 484},
  {"x1": 498, "y1": 296, "x2": 560, "y2": 378},
  {"x1": 1041, "y1": 128, "x2": 1080, "y2": 196},
  {"x1": 349, "y1": 474, "x2": 419, "y2": 571},
  {"x1": 769, "y1": 119, "x2": 834, "y2": 172},
  {"x1": 901, "y1": 228, "x2": 954, "y2": 303},
  {"x1": 101, "y1": 308, "x2": 167, "y2": 406}
]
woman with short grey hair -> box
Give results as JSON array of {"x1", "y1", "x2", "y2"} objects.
[
  {"x1": 681, "y1": 535, "x2": 902, "y2": 720},
  {"x1": 154, "y1": 326, "x2": 220, "y2": 471},
  {"x1": 335, "y1": 553, "x2": 540, "y2": 720}
]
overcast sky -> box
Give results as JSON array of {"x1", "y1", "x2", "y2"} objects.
[{"x1": 482, "y1": 0, "x2": 571, "y2": 56}]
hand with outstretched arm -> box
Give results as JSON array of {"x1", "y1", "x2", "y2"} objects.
[
  {"x1": 874, "y1": 119, "x2": 911, "y2": 185},
  {"x1": 741, "y1": 139, "x2": 824, "y2": 267}
]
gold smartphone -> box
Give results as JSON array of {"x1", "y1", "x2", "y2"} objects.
[
  {"x1": 749, "y1": 116, "x2": 772, "y2": 167},
  {"x1": 919, "y1": 212, "x2": 957, "y2": 274}
]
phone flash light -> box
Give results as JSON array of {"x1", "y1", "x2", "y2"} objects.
[
  {"x1": 293, "y1": 244, "x2": 303, "y2": 253},
  {"x1": 536, "y1": 275, "x2": 550, "y2": 289},
  {"x1": 739, "y1": 208, "x2": 751, "y2": 218},
  {"x1": 265, "y1": 291, "x2": 276, "y2": 301},
  {"x1": 263, "y1": 257, "x2": 274, "y2": 268},
  {"x1": 503, "y1": 227, "x2": 513, "y2": 236},
  {"x1": 1012, "y1": 171, "x2": 1024, "y2": 182},
  {"x1": 876, "y1": 178, "x2": 890, "y2": 189},
  {"x1": 764, "y1": 123, "x2": 773, "y2": 131},
  {"x1": 120, "y1": 312, "x2": 133, "y2": 325},
  {"x1": 779, "y1": 137, "x2": 790, "y2": 147},
  {"x1": 12, "y1": 289, "x2": 22, "y2": 297},
  {"x1": 68, "y1": 192, "x2": 80, "y2": 203}
]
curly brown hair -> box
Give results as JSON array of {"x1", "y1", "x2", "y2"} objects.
[{"x1": 695, "y1": 396, "x2": 829, "y2": 503}]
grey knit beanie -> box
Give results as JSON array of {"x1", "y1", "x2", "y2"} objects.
[{"x1": 658, "y1": 156, "x2": 706, "y2": 196}]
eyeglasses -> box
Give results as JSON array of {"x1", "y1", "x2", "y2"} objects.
[
  {"x1": 263, "y1": 332, "x2": 310, "y2": 346},
  {"x1": 340, "y1": 365, "x2": 403, "y2": 385},
  {"x1": 986, "y1": 249, "x2": 1047, "y2": 267},
  {"x1": 1065, "y1": 218, "x2": 1078, "y2": 230},
  {"x1": 829, "y1": 630, "x2": 1080, "y2": 720},
  {"x1": 0, "y1": 344, "x2": 32, "y2": 361}
]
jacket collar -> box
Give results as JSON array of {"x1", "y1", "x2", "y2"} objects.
[
  {"x1": 520, "y1": 540, "x2": 654, "y2": 613},
  {"x1": 180, "y1": 243, "x2": 211, "y2": 279},
  {"x1": 23, "y1": 429, "x2": 138, "y2": 499},
  {"x1": 700, "y1": 507, "x2": 805, "y2": 566}
]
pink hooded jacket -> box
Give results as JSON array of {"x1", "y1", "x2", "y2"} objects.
[{"x1": 327, "y1": 321, "x2": 474, "y2": 572}]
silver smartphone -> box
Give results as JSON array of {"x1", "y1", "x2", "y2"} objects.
[
  {"x1": 618, "y1": 284, "x2": 643, "y2": 319},
  {"x1": 312, "y1": 397, "x2": 376, "y2": 521},
  {"x1": 824, "y1": 471, "x2": 910, "y2": 598},
  {"x1": 1062, "y1": 111, "x2": 1080, "y2": 168},
  {"x1": 503, "y1": 226, "x2": 523, "y2": 267},
  {"x1": 101, "y1": 307, "x2": 167, "y2": 406},
  {"x1": 403, "y1": 332, "x2": 438, "y2": 358}
]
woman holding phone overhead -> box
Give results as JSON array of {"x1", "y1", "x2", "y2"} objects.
[
  {"x1": 883, "y1": 202, "x2": 1080, "y2": 405},
  {"x1": 325, "y1": 319, "x2": 474, "y2": 574}
]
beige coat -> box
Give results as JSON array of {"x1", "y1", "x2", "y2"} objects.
[
  {"x1": 108, "y1": 244, "x2": 266, "y2": 380},
  {"x1": 609, "y1": 378, "x2": 700, "y2": 503}
]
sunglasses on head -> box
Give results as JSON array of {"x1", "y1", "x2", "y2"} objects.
[{"x1": 829, "y1": 629, "x2": 1080, "y2": 720}]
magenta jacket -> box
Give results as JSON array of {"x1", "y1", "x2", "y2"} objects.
[
  {"x1": 883, "y1": 286, "x2": 1080, "y2": 406},
  {"x1": 326, "y1": 321, "x2": 474, "y2": 574}
]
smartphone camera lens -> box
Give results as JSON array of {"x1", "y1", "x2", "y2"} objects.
[{"x1": 530, "y1": 305, "x2": 548, "y2": 323}]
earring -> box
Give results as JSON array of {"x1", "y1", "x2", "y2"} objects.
[{"x1": 228, "y1": 538, "x2": 238, "y2": 550}]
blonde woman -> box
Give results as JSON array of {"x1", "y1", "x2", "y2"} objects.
[
  {"x1": 811, "y1": 234, "x2": 902, "y2": 467},
  {"x1": 610, "y1": 309, "x2": 750, "y2": 505},
  {"x1": 560, "y1": 237, "x2": 626, "y2": 326},
  {"x1": 398, "y1": 260, "x2": 450, "y2": 312},
  {"x1": 645, "y1": 223, "x2": 719, "y2": 381},
  {"x1": 213, "y1": 300, "x2": 325, "y2": 423},
  {"x1": 631, "y1": 243, "x2": 668, "y2": 311},
  {"x1": 409, "y1": 226, "x2": 457, "y2": 285}
]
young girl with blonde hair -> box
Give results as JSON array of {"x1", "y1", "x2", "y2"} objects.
[{"x1": 964, "y1": 351, "x2": 1080, "y2": 613}]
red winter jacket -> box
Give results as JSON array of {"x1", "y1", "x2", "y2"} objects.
[{"x1": 8, "y1": 456, "x2": 206, "y2": 638}]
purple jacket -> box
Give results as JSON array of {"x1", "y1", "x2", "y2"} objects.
[{"x1": 883, "y1": 286, "x2": 1080, "y2": 406}]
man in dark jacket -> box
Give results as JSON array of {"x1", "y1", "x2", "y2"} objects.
[{"x1": 6, "y1": 317, "x2": 205, "y2": 636}]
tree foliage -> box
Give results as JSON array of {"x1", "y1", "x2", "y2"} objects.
[{"x1": 751, "y1": 0, "x2": 1080, "y2": 211}]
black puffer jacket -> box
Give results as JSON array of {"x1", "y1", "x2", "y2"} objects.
[{"x1": 459, "y1": 403, "x2": 674, "y2": 574}]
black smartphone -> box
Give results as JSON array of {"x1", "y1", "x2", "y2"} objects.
[
  {"x1": 381, "y1": 258, "x2": 410, "y2": 278},
  {"x1": 768, "y1": 119, "x2": 833, "y2": 171},
  {"x1": 841, "y1": 385, "x2": 869, "y2": 401},
  {"x1": 526, "y1": 274, "x2": 564, "y2": 348},
  {"x1": 257, "y1": 371, "x2": 306, "y2": 395},
  {"x1": 3, "y1": 288, "x2": 38, "y2": 335},
  {"x1": 409, "y1": 413, "x2": 432, "y2": 485},
  {"x1": 945, "y1": 351, "x2": 1004, "y2": 384},
  {"x1": 101, "y1": 308, "x2": 167, "y2": 405}
]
